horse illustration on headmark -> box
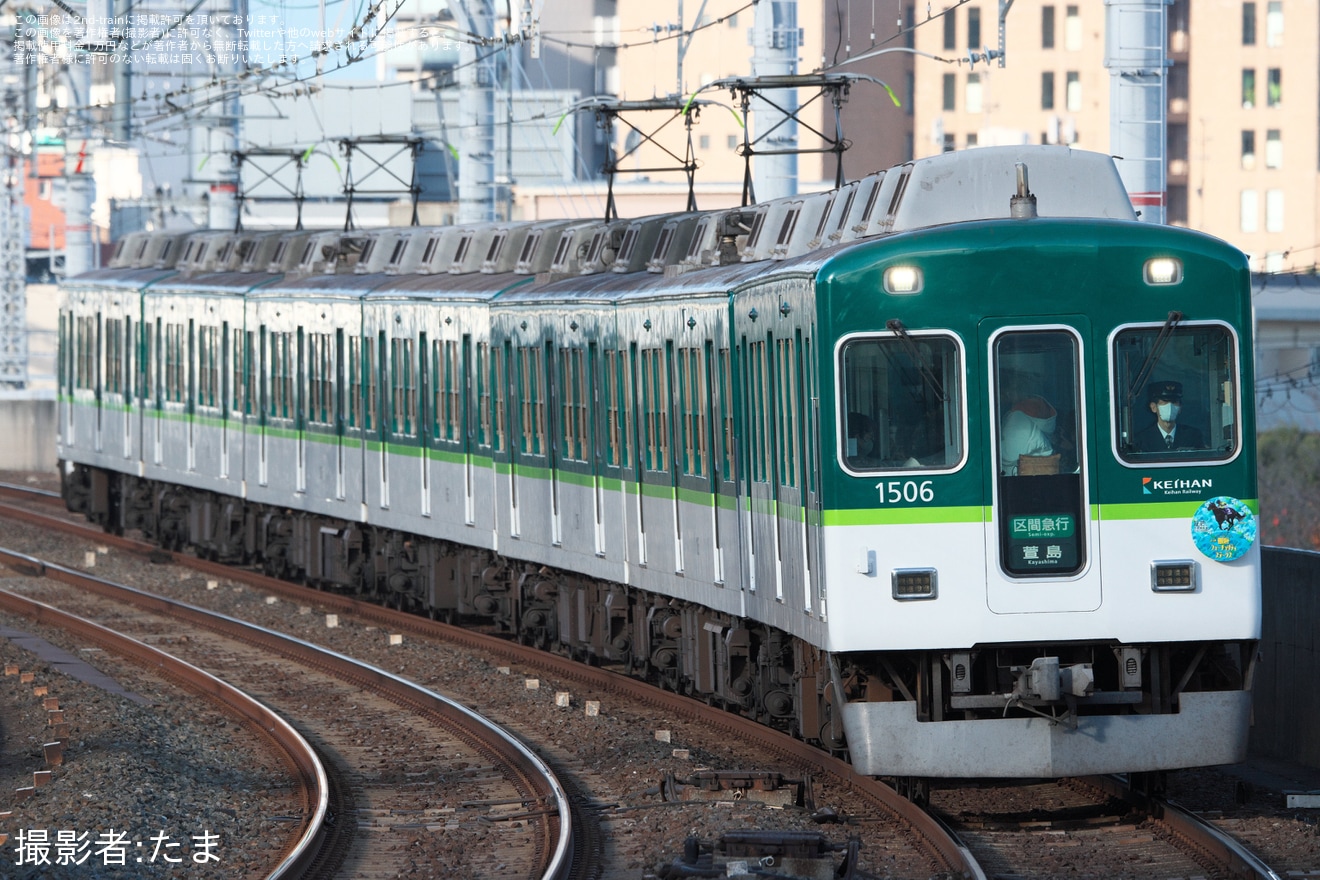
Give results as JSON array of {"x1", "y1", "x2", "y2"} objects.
[{"x1": 1208, "y1": 500, "x2": 1245, "y2": 530}]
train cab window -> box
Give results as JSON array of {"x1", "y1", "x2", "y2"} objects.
[
  {"x1": 993, "y1": 329, "x2": 1085, "y2": 577},
  {"x1": 1114, "y1": 322, "x2": 1239, "y2": 463},
  {"x1": 838, "y1": 332, "x2": 963, "y2": 472}
]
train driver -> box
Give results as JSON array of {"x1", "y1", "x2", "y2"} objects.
[
  {"x1": 1132, "y1": 380, "x2": 1205, "y2": 452},
  {"x1": 999, "y1": 395, "x2": 1059, "y2": 475},
  {"x1": 846, "y1": 412, "x2": 880, "y2": 467}
]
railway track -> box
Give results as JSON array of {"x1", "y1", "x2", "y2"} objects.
[
  {"x1": 7, "y1": 480, "x2": 1302, "y2": 879},
  {"x1": 0, "y1": 536, "x2": 572, "y2": 879},
  {"x1": 930, "y1": 775, "x2": 1287, "y2": 879},
  {"x1": 0, "y1": 481, "x2": 979, "y2": 878},
  {"x1": 0, "y1": 575, "x2": 328, "y2": 878}
]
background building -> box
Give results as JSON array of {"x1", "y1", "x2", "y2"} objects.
[{"x1": 910, "y1": 0, "x2": 1318, "y2": 274}]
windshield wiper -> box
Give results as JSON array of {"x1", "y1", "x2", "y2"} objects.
[
  {"x1": 886, "y1": 319, "x2": 948, "y2": 403},
  {"x1": 1125, "y1": 310, "x2": 1184, "y2": 404}
]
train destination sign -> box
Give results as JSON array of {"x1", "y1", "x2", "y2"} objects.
[{"x1": 1010, "y1": 515, "x2": 1074, "y2": 539}]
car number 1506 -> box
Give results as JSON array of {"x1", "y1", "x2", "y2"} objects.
[{"x1": 874, "y1": 480, "x2": 935, "y2": 504}]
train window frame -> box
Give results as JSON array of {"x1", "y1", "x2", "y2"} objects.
[
  {"x1": 1110, "y1": 320, "x2": 1243, "y2": 468},
  {"x1": 991, "y1": 325, "x2": 1090, "y2": 579},
  {"x1": 834, "y1": 329, "x2": 967, "y2": 476}
]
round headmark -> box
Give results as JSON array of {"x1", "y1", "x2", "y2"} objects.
[{"x1": 1191, "y1": 497, "x2": 1256, "y2": 562}]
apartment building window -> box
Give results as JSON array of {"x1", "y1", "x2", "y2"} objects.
[
  {"x1": 968, "y1": 7, "x2": 981, "y2": 49},
  {"x1": 727, "y1": 134, "x2": 738, "y2": 149},
  {"x1": 966, "y1": 73, "x2": 983, "y2": 113},
  {"x1": 1242, "y1": 69, "x2": 1256, "y2": 108},
  {"x1": 1266, "y1": 1, "x2": 1283, "y2": 46},
  {"x1": 699, "y1": 135, "x2": 710, "y2": 150},
  {"x1": 1066, "y1": 72, "x2": 1081, "y2": 112},
  {"x1": 1041, "y1": 71, "x2": 1056, "y2": 110},
  {"x1": 1042, "y1": 5, "x2": 1056, "y2": 48},
  {"x1": 1266, "y1": 252, "x2": 1285, "y2": 274},
  {"x1": 942, "y1": 133, "x2": 955, "y2": 153},
  {"x1": 1241, "y1": 130, "x2": 1256, "y2": 169},
  {"x1": 1241, "y1": 190, "x2": 1259, "y2": 233},
  {"x1": 943, "y1": 7, "x2": 956, "y2": 50},
  {"x1": 966, "y1": 133, "x2": 979, "y2": 147},
  {"x1": 904, "y1": 4, "x2": 915, "y2": 48},
  {"x1": 1065, "y1": 5, "x2": 1082, "y2": 50},
  {"x1": 1242, "y1": 2, "x2": 1256, "y2": 44},
  {"x1": 1265, "y1": 129, "x2": 1282, "y2": 168},
  {"x1": 1266, "y1": 189, "x2": 1284, "y2": 232},
  {"x1": 1267, "y1": 68, "x2": 1281, "y2": 107},
  {"x1": 904, "y1": 71, "x2": 915, "y2": 115},
  {"x1": 943, "y1": 73, "x2": 957, "y2": 111}
]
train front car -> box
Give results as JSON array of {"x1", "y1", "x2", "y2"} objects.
[{"x1": 818, "y1": 151, "x2": 1258, "y2": 778}]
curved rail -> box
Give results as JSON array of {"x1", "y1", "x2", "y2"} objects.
[
  {"x1": 0, "y1": 482, "x2": 61, "y2": 501},
  {"x1": 0, "y1": 562, "x2": 330, "y2": 879},
  {"x1": 1087, "y1": 775, "x2": 1283, "y2": 880},
  {"x1": 0, "y1": 543, "x2": 574, "y2": 880},
  {"x1": 0, "y1": 493, "x2": 961, "y2": 877}
]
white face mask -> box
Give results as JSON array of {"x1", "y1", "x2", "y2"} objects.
[{"x1": 1158, "y1": 402, "x2": 1181, "y2": 422}]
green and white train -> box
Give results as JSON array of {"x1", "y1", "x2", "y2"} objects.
[{"x1": 59, "y1": 145, "x2": 1260, "y2": 779}]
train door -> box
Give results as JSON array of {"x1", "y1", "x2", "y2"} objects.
[
  {"x1": 419, "y1": 331, "x2": 432, "y2": 518},
  {"x1": 377, "y1": 330, "x2": 390, "y2": 508},
  {"x1": 799, "y1": 330, "x2": 822, "y2": 614},
  {"x1": 713, "y1": 345, "x2": 736, "y2": 585},
  {"x1": 738, "y1": 332, "x2": 780, "y2": 597},
  {"x1": 94, "y1": 310, "x2": 103, "y2": 452},
  {"x1": 335, "y1": 328, "x2": 346, "y2": 500},
  {"x1": 186, "y1": 319, "x2": 196, "y2": 471},
  {"x1": 664, "y1": 341, "x2": 682, "y2": 572},
  {"x1": 220, "y1": 321, "x2": 230, "y2": 479},
  {"x1": 546, "y1": 340, "x2": 562, "y2": 545},
  {"x1": 502, "y1": 340, "x2": 519, "y2": 537},
  {"x1": 627, "y1": 343, "x2": 645, "y2": 564},
  {"x1": 295, "y1": 327, "x2": 306, "y2": 492},
  {"x1": 984, "y1": 321, "x2": 1100, "y2": 613},
  {"x1": 121, "y1": 316, "x2": 134, "y2": 462},
  {"x1": 463, "y1": 334, "x2": 476, "y2": 525},
  {"x1": 257, "y1": 325, "x2": 268, "y2": 485},
  {"x1": 588, "y1": 341, "x2": 605, "y2": 554},
  {"x1": 773, "y1": 332, "x2": 807, "y2": 610}
]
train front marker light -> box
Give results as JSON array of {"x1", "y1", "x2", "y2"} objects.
[
  {"x1": 892, "y1": 568, "x2": 937, "y2": 600},
  {"x1": 1144, "y1": 257, "x2": 1183, "y2": 285},
  {"x1": 1151, "y1": 560, "x2": 1199, "y2": 592},
  {"x1": 884, "y1": 265, "x2": 922, "y2": 294}
]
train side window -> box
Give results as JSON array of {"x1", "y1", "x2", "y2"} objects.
[
  {"x1": 306, "y1": 333, "x2": 319, "y2": 423},
  {"x1": 476, "y1": 342, "x2": 492, "y2": 449},
  {"x1": 364, "y1": 334, "x2": 377, "y2": 432},
  {"x1": 232, "y1": 328, "x2": 245, "y2": 417},
  {"x1": 622, "y1": 347, "x2": 637, "y2": 470},
  {"x1": 198, "y1": 325, "x2": 217, "y2": 409},
  {"x1": 494, "y1": 343, "x2": 509, "y2": 454},
  {"x1": 1113, "y1": 322, "x2": 1239, "y2": 463},
  {"x1": 346, "y1": 336, "x2": 360, "y2": 429},
  {"x1": 718, "y1": 347, "x2": 734, "y2": 482},
  {"x1": 838, "y1": 332, "x2": 964, "y2": 472},
  {"x1": 776, "y1": 336, "x2": 798, "y2": 487},
  {"x1": 603, "y1": 349, "x2": 620, "y2": 467}
]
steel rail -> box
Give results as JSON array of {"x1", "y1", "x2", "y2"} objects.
[
  {"x1": 1086, "y1": 775, "x2": 1283, "y2": 880},
  {"x1": 0, "y1": 542, "x2": 574, "y2": 880},
  {"x1": 0, "y1": 493, "x2": 967, "y2": 877},
  {"x1": 0, "y1": 562, "x2": 330, "y2": 880}
]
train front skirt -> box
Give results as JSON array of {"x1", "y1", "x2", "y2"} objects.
[{"x1": 840, "y1": 690, "x2": 1251, "y2": 777}]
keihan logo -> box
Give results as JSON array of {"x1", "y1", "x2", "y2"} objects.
[{"x1": 1143, "y1": 476, "x2": 1213, "y2": 496}]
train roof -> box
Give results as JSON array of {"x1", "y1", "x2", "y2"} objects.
[{"x1": 67, "y1": 145, "x2": 1144, "y2": 306}]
